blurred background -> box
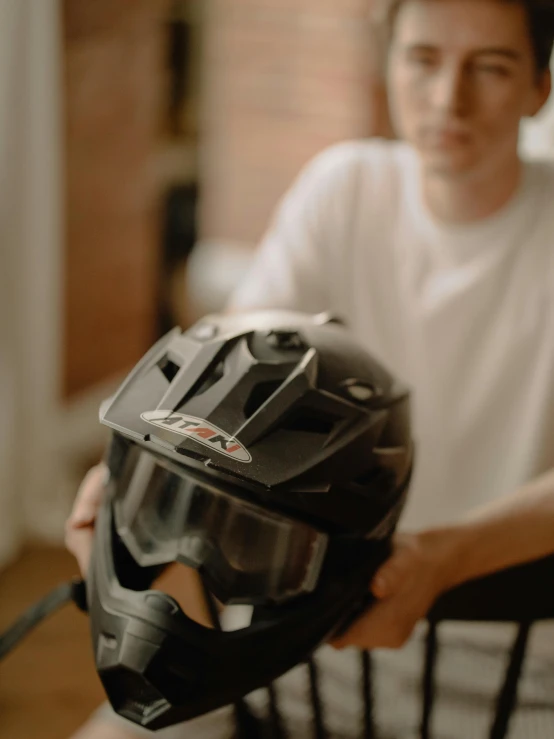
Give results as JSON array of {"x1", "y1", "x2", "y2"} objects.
[{"x1": 1, "y1": 0, "x2": 554, "y2": 736}]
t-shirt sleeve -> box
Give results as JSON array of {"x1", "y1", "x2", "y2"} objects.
[{"x1": 226, "y1": 143, "x2": 361, "y2": 315}]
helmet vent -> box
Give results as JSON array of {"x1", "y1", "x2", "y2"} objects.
[
  {"x1": 279, "y1": 409, "x2": 339, "y2": 436},
  {"x1": 158, "y1": 356, "x2": 180, "y2": 384},
  {"x1": 354, "y1": 467, "x2": 391, "y2": 487},
  {"x1": 194, "y1": 359, "x2": 226, "y2": 396},
  {"x1": 244, "y1": 380, "x2": 282, "y2": 418}
]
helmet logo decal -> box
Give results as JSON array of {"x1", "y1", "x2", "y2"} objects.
[{"x1": 141, "y1": 410, "x2": 252, "y2": 463}]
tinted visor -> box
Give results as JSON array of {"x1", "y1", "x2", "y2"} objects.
[{"x1": 112, "y1": 446, "x2": 328, "y2": 605}]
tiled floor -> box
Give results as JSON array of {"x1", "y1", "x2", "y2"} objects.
[{"x1": 0, "y1": 546, "x2": 105, "y2": 739}]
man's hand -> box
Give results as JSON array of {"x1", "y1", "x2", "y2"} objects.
[
  {"x1": 330, "y1": 530, "x2": 461, "y2": 650},
  {"x1": 64, "y1": 463, "x2": 108, "y2": 577}
]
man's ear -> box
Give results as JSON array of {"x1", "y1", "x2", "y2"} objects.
[{"x1": 527, "y1": 68, "x2": 552, "y2": 117}]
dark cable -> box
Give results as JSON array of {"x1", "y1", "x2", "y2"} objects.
[
  {"x1": 488, "y1": 621, "x2": 531, "y2": 739},
  {"x1": 0, "y1": 580, "x2": 76, "y2": 660}
]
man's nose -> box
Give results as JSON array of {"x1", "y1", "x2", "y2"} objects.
[{"x1": 429, "y1": 64, "x2": 468, "y2": 116}]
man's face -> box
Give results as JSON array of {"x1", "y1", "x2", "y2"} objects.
[{"x1": 387, "y1": 0, "x2": 551, "y2": 177}]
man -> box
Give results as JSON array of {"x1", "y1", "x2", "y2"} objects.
[{"x1": 66, "y1": 1, "x2": 554, "y2": 736}]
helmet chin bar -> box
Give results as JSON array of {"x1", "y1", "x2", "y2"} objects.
[{"x1": 88, "y1": 500, "x2": 390, "y2": 730}]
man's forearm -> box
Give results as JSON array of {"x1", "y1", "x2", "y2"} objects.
[{"x1": 437, "y1": 467, "x2": 554, "y2": 590}]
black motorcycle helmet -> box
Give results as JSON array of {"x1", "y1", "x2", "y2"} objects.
[{"x1": 88, "y1": 310, "x2": 413, "y2": 730}]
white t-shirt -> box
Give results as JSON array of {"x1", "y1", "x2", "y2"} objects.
[
  {"x1": 101, "y1": 140, "x2": 554, "y2": 739},
  {"x1": 229, "y1": 139, "x2": 554, "y2": 531}
]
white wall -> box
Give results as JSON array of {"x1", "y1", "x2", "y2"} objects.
[
  {"x1": 0, "y1": 0, "x2": 116, "y2": 570},
  {"x1": 0, "y1": 0, "x2": 64, "y2": 568},
  {"x1": 520, "y1": 56, "x2": 554, "y2": 160}
]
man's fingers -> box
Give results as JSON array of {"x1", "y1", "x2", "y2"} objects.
[
  {"x1": 370, "y1": 569, "x2": 392, "y2": 599},
  {"x1": 65, "y1": 463, "x2": 108, "y2": 577},
  {"x1": 370, "y1": 535, "x2": 420, "y2": 599},
  {"x1": 371, "y1": 555, "x2": 408, "y2": 599},
  {"x1": 68, "y1": 463, "x2": 108, "y2": 527},
  {"x1": 331, "y1": 599, "x2": 413, "y2": 650},
  {"x1": 65, "y1": 526, "x2": 94, "y2": 577}
]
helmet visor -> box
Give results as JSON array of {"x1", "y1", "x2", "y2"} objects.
[{"x1": 111, "y1": 445, "x2": 328, "y2": 605}]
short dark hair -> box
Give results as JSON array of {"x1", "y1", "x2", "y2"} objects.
[{"x1": 378, "y1": 0, "x2": 554, "y2": 73}]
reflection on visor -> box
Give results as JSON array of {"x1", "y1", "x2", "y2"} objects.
[{"x1": 113, "y1": 447, "x2": 328, "y2": 605}]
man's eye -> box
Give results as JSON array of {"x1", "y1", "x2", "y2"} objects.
[
  {"x1": 409, "y1": 54, "x2": 437, "y2": 68},
  {"x1": 475, "y1": 64, "x2": 511, "y2": 77}
]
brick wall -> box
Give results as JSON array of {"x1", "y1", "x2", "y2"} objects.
[
  {"x1": 61, "y1": 0, "x2": 391, "y2": 396},
  {"x1": 199, "y1": 0, "x2": 391, "y2": 244},
  {"x1": 62, "y1": 0, "x2": 168, "y2": 397}
]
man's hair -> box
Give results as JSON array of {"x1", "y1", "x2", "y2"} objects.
[{"x1": 376, "y1": 0, "x2": 554, "y2": 73}]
